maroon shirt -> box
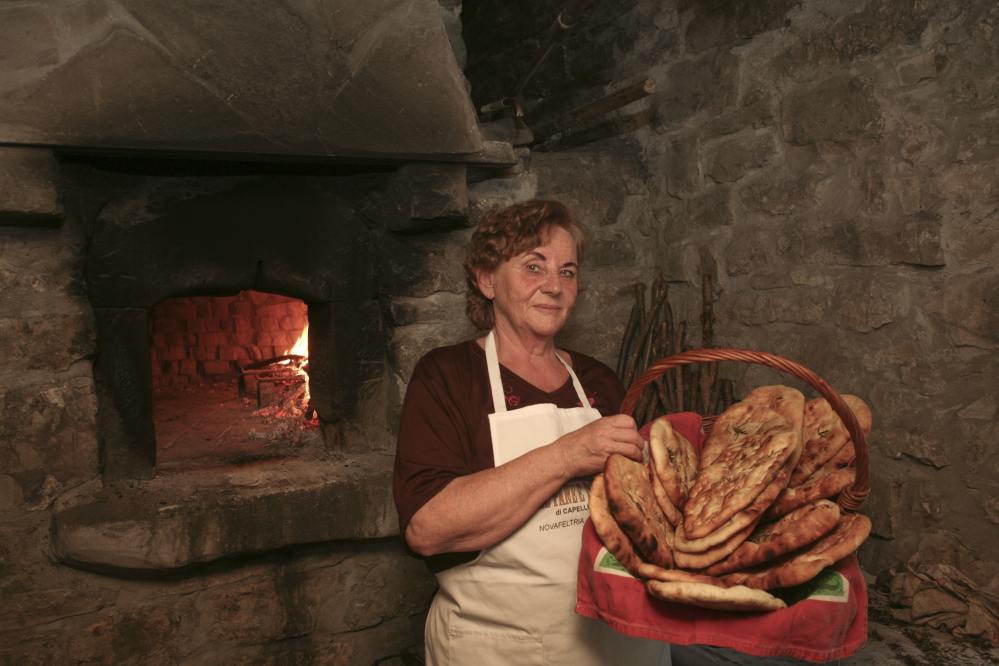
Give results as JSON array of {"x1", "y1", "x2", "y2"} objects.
[{"x1": 392, "y1": 339, "x2": 626, "y2": 572}]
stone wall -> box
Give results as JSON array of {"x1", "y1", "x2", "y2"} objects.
[
  {"x1": 0, "y1": 150, "x2": 438, "y2": 665},
  {"x1": 454, "y1": 0, "x2": 999, "y2": 584},
  {"x1": 149, "y1": 291, "x2": 309, "y2": 387}
]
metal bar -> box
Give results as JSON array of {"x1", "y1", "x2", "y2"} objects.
[
  {"x1": 531, "y1": 78, "x2": 656, "y2": 143},
  {"x1": 479, "y1": 0, "x2": 595, "y2": 114}
]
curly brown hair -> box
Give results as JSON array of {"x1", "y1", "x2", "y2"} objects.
[{"x1": 463, "y1": 199, "x2": 589, "y2": 330}]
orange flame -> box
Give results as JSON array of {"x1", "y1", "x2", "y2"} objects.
[{"x1": 290, "y1": 325, "x2": 309, "y2": 357}]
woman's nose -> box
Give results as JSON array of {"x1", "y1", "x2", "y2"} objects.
[{"x1": 541, "y1": 269, "x2": 562, "y2": 294}]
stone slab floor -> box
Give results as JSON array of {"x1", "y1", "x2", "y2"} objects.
[{"x1": 841, "y1": 581, "x2": 998, "y2": 666}]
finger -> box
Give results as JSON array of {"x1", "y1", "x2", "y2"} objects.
[
  {"x1": 602, "y1": 414, "x2": 638, "y2": 430},
  {"x1": 614, "y1": 441, "x2": 644, "y2": 462}
]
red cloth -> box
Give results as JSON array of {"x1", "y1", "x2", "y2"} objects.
[{"x1": 575, "y1": 413, "x2": 868, "y2": 663}]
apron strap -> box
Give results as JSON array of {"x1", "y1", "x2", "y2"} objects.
[
  {"x1": 484, "y1": 331, "x2": 508, "y2": 414},
  {"x1": 484, "y1": 331, "x2": 593, "y2": 414}
]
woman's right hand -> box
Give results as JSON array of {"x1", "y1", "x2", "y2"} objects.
[{"x1": 555, "y1": 414, "x2": 645, "y2": 479}]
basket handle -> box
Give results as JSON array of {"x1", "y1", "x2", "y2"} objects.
[{"x1": 621, "y1": 348, "x2": 869, "y2": 513}]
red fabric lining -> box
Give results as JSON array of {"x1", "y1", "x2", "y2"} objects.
[{"x1": 575, "y1": 413, "x2": 868, "y2": 663}]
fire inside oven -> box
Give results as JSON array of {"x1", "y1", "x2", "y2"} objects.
[{"x1": 148, "y1": 290, "x2": 320, "y2": 468}]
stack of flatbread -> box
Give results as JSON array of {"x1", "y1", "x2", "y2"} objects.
[{"x1": 590, "y1": 385, "x2": 874, "y2": 612}]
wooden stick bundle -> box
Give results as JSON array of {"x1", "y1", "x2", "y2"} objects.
[{"x1": 616, "y1": 273, "x2": 736, "y2": 423}]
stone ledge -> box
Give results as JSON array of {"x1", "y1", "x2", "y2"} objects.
[
  {"x1": 0, "y1": 146, "x2": 63, "y2": 227},
  {"x1": 51, "y1": 453, "x2": 398, "y2": 574}
]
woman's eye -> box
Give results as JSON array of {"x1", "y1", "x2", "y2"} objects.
[
  {"x1": 561, "y1": 270, "x2": 576, "y2": 278},
  {"x1": 527, "y1": 264, "x2": 540, "y2": 271}
]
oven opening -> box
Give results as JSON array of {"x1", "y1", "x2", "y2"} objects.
[{"x1": 148, "y1": 290, "x2": 320, "y2": 470}]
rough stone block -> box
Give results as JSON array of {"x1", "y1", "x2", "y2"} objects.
[
  {"x1": 385, "y1": 164, "x2": 469, "y2": 234},
  {"x1": 0, "y1": 574, "x2": 117, "y2": 635},
  {"x1": 588, "y1": 232, "x2": 636, "y2": 267},
  {"x1": 0, "y1": 313, "x2": 96, "y2": 378},
  {"x1": 949, "y1": 210, "x2": 999, "y2": 265},
  {"x1": 702, "y1": 91, "x2": 775, "y2": 137},
  {"x1": 654, "y1": 134, "x2": 700, "y2": 199},
  {"x1": 682, "y1": 187, "x2": 733, "y2": 228},
  {"x1": 530, "y1": 152, "x2": 646, "y2": 229},
  {"x1": 681, "y1": 0, "x2": 799, "y2": 53},
  {"x1": 388, "y1": 322, "x2": 476, "y2": 384},
  {"x1": 777, "y1": 216, "x2": 943, "y2": 267},
  {"x1": 938, "y1": 159, "x2": 999, "y2": 212},
  {"x1": 705, "y1": 130, "x2": 777, "y2": 183},
  {"x1": 833, "y1": 275, "x2": 899, "y2": 333},
  {"x1": 781, "y1": 0, "x2": 930, "y2": 67},
  {"x1": 655, "y1": 52, "x2": 738, "y2": 129},
  {"x1": 928, "y1": 268, "x2": 999, "y2": 349},
  {"x1": 897, "y1": 50, "x2": 951, "y2": 87},
  {"x1": 0, "y1": 375, "x2": 99, "y2": 497},
  {"x1": 0, "y1": 147, "x2": 63, "y2": 227},
  {"x1": 730, "y1": 287, "x2": 827, "y2": 326},
  {"x1": 725, "y1": 226, "x2": 773, "y2": 276},
  {"x1": 179, "y1": 361, "x2": 198, "y2": 375},
  {"x1": 387, "y1": 291, "x2": 468, "y2": 327},
  {"x1": 380, "y1": 228, "x2": 472, "y2": 299},
  {"x1": 0, "y1": 230, "x2": 89, "y2": 318},
  {"x1": 65, "y1": 605, "x2": 185, "y2": 665},
  {"x1": 784, "y1": 77, "x2": 881, "y2": 145}
]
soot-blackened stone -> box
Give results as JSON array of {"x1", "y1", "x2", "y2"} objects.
[
  {"x1": 92, "y1": 307, "x2": 156, "y2": 482},
  {"x1": 87, "y1": 177, "x2": 375, "y2": 308}
]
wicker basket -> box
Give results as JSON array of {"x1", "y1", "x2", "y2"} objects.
[{"x1": 620, "y1": 348, "x2": 870, "y2": 514}]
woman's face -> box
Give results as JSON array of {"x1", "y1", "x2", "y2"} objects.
[{"x1": 477, "y1": 226, "x2": 579, "y2": 340}]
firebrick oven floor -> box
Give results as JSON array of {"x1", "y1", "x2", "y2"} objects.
[{"x1": 153, "y1": 380, "x2": 320, "y2": 469}]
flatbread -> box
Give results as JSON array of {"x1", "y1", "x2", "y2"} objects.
[
  {"x1": 723, "y1": 513, "x2": 872, "y2": 591},
  {"x1": 605, "y1": 454, "x2": 675, "y2": 569},
  {"x1": 589, "y1": 474, "x2": 645, "y2": 576},
  {"x1": 790, "y1": 395, "x2": 872, "y2": 487},
  {"x1": 685, "y1": 406, "x2": 797, "y2": 540},
  {"x1": 674, "y1": 517, "x2": 759, "y2": 570},
  {"x1": 704, "y1": 500, "x2": 841, "y2": 577},
  {"x1": 674, "y1": 463, "x2": 790, "y2": 553},
  {"x1": 650, "y1": 462, "x2": 684, "y2": 527},
  {"x1": 638, "y1": 563, "x2": 733, "y2": 588},
  {"x1": 763, "y1": 466, "x2": 856, "y2": 520},
  {"x1": 646, "y1": 580, "x2": 787, "y2": 612},
  {"x1": 809, "y1": 439, "x2": 856, "y2": 479},
  {"x1": 742, "y1": 386, "x2": 805, "y2": 471},
  {"x1": 649, "y1": 417, "x2": 699, "y2": 510}
]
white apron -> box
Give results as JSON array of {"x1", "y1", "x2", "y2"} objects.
[{"x1": 424, "y1": 331, "x2": 669, "y2": 666}]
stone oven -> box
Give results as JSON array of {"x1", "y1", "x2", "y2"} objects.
[{"x1": 3, "y1": 0, "x2": 999, "y2": 663}]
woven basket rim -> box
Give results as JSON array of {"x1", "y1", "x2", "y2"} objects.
[{"x1": 620, "y1": 347, "x2": 869, "y2": 513}]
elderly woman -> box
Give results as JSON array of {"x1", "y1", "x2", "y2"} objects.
[{"x1": 393, "y1": 200, "x2": 668, "y2": 666}]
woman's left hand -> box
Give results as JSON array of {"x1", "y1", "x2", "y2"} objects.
[{"x1": 552, "y1": 414, "x2": 645, "y2": 480}]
